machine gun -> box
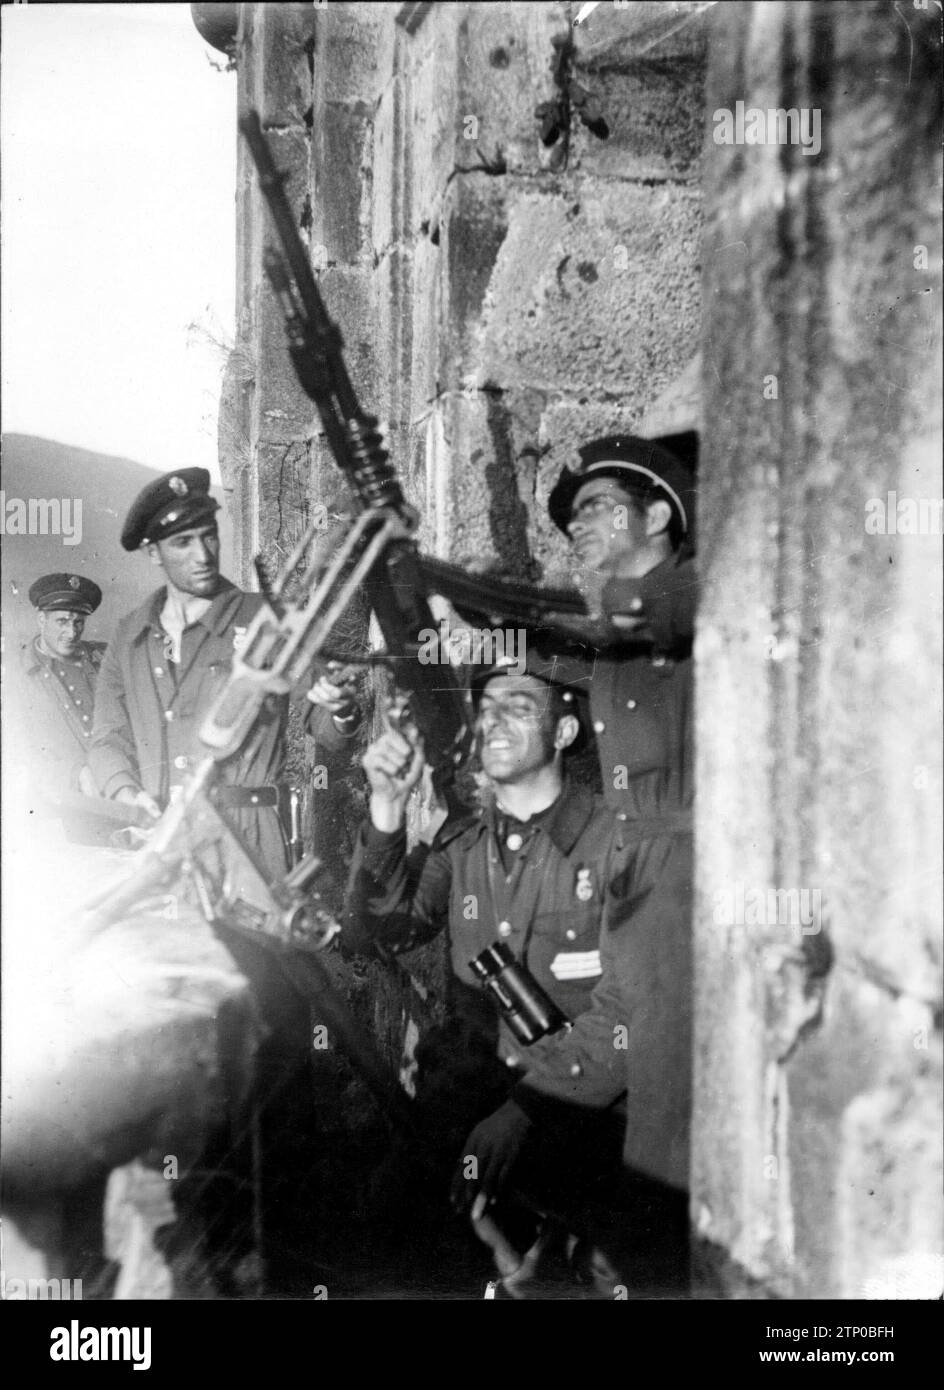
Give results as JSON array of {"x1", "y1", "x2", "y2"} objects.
[
  {"x1": 239, "y1": 108, "x2": 474, "y2": 804},
  {"x1": 238, "y1": 108, "x2": 608, "y2": 766}
]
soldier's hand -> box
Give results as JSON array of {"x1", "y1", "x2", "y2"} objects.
[
  {"x1": 450, "y1": 1099, "x2": 533, "y2": 1214},
  {"x1": 306, "y1": 662, "x2": 359, "y2": 718},
  {"x1": 363, "y1": 729, "x2": 425, "y2": 830},
  {"x1": 115, "y1": 786, "x2": 162, "y2": 821}
]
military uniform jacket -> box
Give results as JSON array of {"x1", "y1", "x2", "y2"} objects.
[
  {"x1": 511, "y1": 806, "x2": 693, "y2": 1191},
  {"x1": 15, "y1": 638, "x2": 106, "y2": 796},
  {"x1": 89, "y1": 581, "x2": 282, "y2": 801},
  {"x1": 559, "y1": 552, "x2": 697, "y2": 817},
  {"x1": 522, "y1": 554, "x2": 697, "y2": 1189},
  {"x1": 344, "y1": 782, "x2": 639, "y2": 1066}
]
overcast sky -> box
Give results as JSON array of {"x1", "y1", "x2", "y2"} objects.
[{"x1": 1, "y1": 2, "x2": 236, "y2": 480}]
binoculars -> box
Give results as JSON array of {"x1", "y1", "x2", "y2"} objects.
[{"x1": 470, "y1": 942, "x2": 571, "y2": 1046}]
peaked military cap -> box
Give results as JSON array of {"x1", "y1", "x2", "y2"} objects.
[
  {"x1": 120, "y1": 467, "x2": 219, "y2": 551},
  {"x1": 548, "y1": 434, "x2": 695, "y2": 538},
  {"x1": 469, "y1": 648, "x2": 589, "y2": 700},
  {"x1": 28, "y1": 573, "x2": 102, "y2": 615}
]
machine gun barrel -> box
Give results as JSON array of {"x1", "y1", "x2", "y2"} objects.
[{"x1": 240, "y1": 109, "x2": 473, "y2": 793}]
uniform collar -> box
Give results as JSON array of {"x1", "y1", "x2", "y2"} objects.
[
  {"x1": 24, "y1": 635, "x2": 90, "y2": 674},
  {"x1": 444, "y1": 779, "x2": 597, "y2": 856},
  {"x1": 126, "y1": 578, "x2": 241, "y2": 641}
]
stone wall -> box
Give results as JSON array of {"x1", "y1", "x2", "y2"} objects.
[
  {"x1": 694, "y1": 0, "x2": 943, "y2": 1299},
  {"x1": 214, "y1": 0, "x2": 706, "y2": 1095}
]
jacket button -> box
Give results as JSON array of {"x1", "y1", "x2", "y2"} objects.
[
  {"x1": 82, "y1": 715, "x2": 89, "y2": 723},
  {"x1": 250, "y1": 794, "x2": 259, "y2": 805},
  {"x1": 498, "y1": 920, "x2": 512, "y2": 938},
  {"x1": 154, "y1": 666, "x2": 164, "y2": 676},
  {"x1": 569, "y1": 1063, "x2": 582, "y2": 1078},
  {"x1": 625, "y1": 699, "x2": 637, "y2": 710},
  {"x1": 164, "y1": 710, "x2": 174, "y2": 722},
  {"x1": 565, "y1": 929, "x2": 576, "y2": 941},
  {"x1": 505, "y1": 833, "x2": 523, "y2": 852},
  {"x1": 593, "y1": 719, "x2": 605, "y2": 734},
  {"x1": 173, "y1": 755, "x2": 189, "y2": 771},
  {"x1": 505, "y1": 1055, "x2": 520, "y2": 1069},
  {"x1": 652, "y1": 656, "x2": 666, "y2": 668}
]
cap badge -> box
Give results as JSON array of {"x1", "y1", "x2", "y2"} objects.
[
  {"x1": 69, "y1": 576, "x2": 80, "y2": 589},
  {"x1": 575, "y1": 868, "x2": 594, "y2": 902},
  {"x1": 168, "y1": 476, "x2": 188, "y2": 496}
]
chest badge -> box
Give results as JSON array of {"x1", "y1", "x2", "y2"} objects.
[
  {"x1": 575, "y1": 868, "x2": 594, "y2": 903},
  {"x1": 233, "y1": 626, "x2": 248, "y2": 654}
]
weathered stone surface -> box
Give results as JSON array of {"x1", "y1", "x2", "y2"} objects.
[
  {"x1": 422, "y1": 387, "x2": 546, "y2": 580},
  {"x1": 318, "y1": 1, "x2": 396, "y2": 107},
  {"x1": 452, "y1": 1, "x2": 569, "y2": 175},
  {"x1": 694, "y1": 0, "x2": 942, "y2": 1299},
  {"x1": 571, "y1": 49, "x2": 707, "y2": 181},
  {"x1": 247, "y1": 2, "x2": 315, "y2": 129},
  {"x1": 791, "y1": 970, "x2": 943, "y2": 1299},
  {"x1": 415, "y1": 161, "x2": 706, "y2": 411},
  {"x1": 314, "y1": 103, "x2": 375, "y2": 265}
]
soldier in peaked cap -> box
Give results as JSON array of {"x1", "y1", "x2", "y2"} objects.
[
  {"x1": 13, "y1": 573, "x2": 107, "y2": 799},
  {"x1": 454, "y1": 433, "x2": 700, "y2": 1289},
  {"x1": 89, "y1": 468, "x2": 360, "y2": 878},
  {"x1": 546, "y1": 433, "x2": 697, "y2": 819},
  {"x1": 428, "y1": 437, "x2": 699, "y2": 1293}
]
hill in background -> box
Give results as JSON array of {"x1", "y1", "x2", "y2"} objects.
[{"x1": 1, "y1": 433, "x2": 234, "y2": 650}]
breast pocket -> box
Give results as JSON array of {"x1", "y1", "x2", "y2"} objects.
[
  {"x1": 527, "y1": 905, "x2": 603, "y2": 989},
  {"x1": 194, "y1": 654, "x2": 232, "y2": 706}
]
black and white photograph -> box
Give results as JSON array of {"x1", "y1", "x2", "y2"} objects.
[{"x1": 1, "y1": 0, "x2": 941, "y2": 1340}]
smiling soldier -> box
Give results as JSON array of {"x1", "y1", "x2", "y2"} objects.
[{"x1": 343, "y1": 652, "x2": 662, "y2": 1284}]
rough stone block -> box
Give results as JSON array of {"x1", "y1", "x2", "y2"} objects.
[
  {"x1": 447, "y1": 177, "x2": 701, "y2": 401},
  {"x1": 252, "y1": 289, "x2": 320, "y2": 431},
  {"x1": 409, "y1": 233, "x2": 442, "y2": 414},
  {"x1": 788, "y1": 969, "x2": 943, "y2": 1298},
  {"x1": 440, "y1": 173, "x2": 509, "y2": 391},
  {"x1": 253, "y1": 3, "x2": 315, "y2": 129},
  {"x1": 374, "y1": 244, "x2": 415, "y2": 434},
  {"x1": 312, "y1": 102, "x2": 374, "y2": 265},
  {"x1": 316, "y1": 265, "x2": 381, "y2": 407},
  {"x1": 452, "y1": 0, "x2": 569, "y2": 176},
  {"x1": 371, "y1": 74, "x2": 407, "y2": 255},
  {"x1": 403, "y1": 9, "x2": 461, "y2": 235},
  {"x1": 421, "y1": 388, "x2": 547, "y2": 581},
  {"x1": 569, "y1": 53, "x2": 706, "y2": 181},
  {"x1": 319, "y1": 2, "x2": 396, "y2": 106}
]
